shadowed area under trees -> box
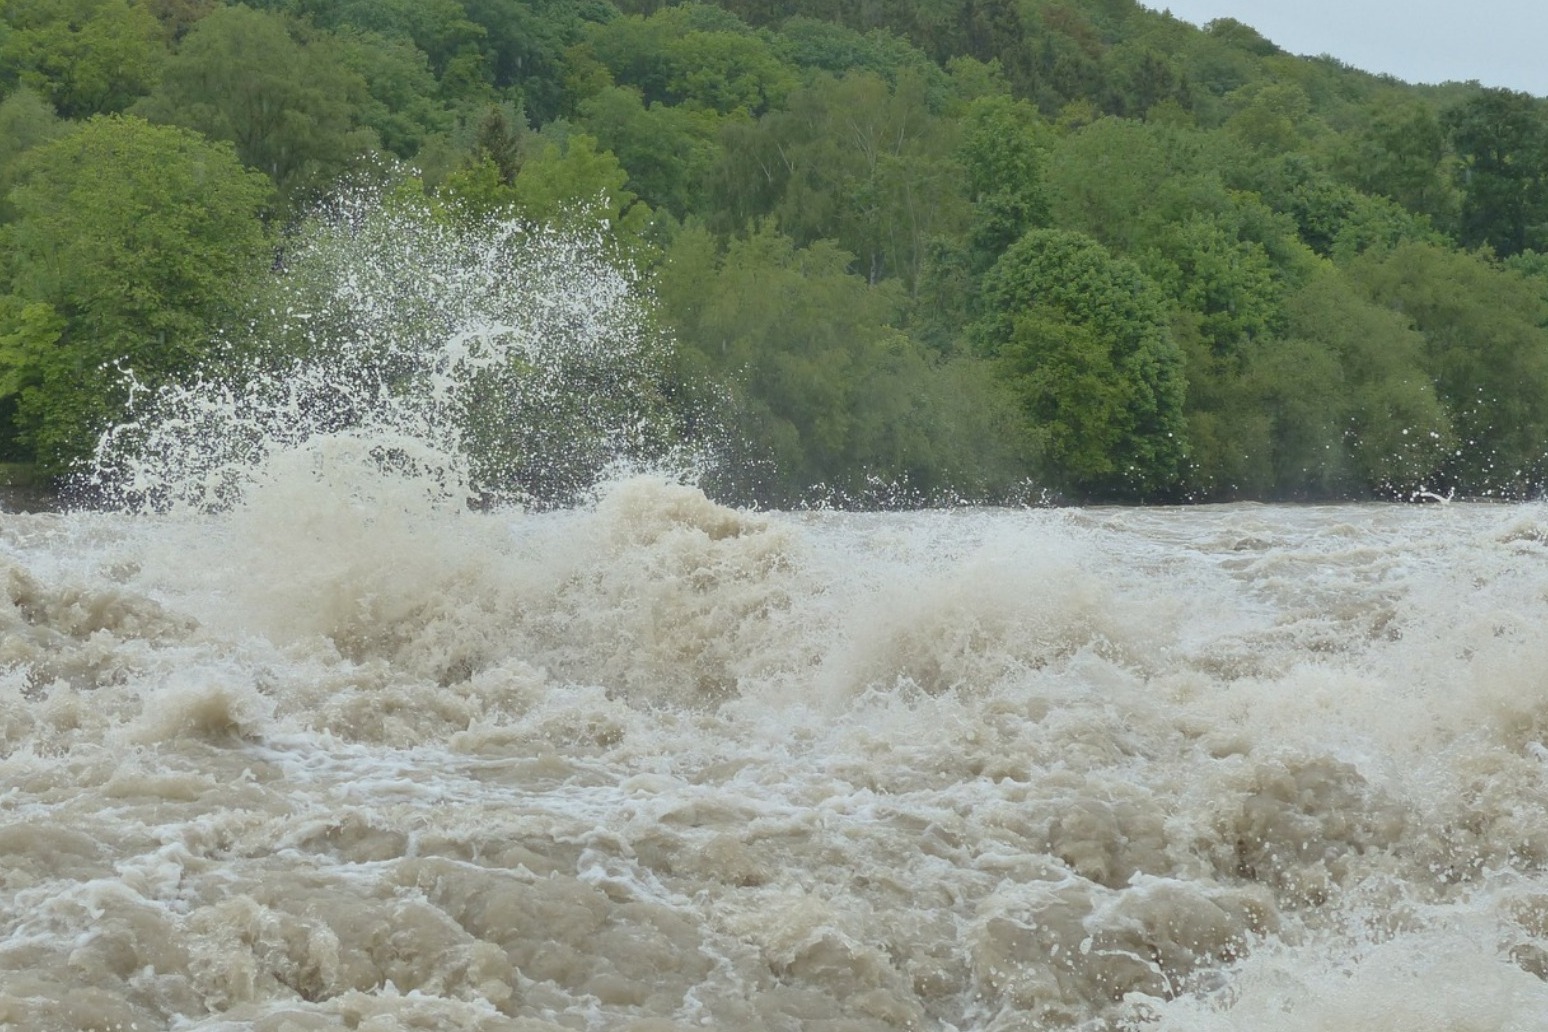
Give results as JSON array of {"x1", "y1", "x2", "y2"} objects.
[{"x1": 5, "y1": 0, "x2": 1548, "y2": 503}]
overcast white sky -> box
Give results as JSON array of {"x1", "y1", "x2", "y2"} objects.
[{"x1": 1143, "y1": 1, "x2": 1548, "y2": 96}]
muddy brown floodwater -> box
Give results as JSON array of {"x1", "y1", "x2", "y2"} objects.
[{"x1": 5, "y1": 481, "x2": 1548, "y2": 1031}]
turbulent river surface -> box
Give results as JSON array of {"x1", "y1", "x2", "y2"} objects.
[{"x1": 6, "y1": 486, "x2": 1548, "y2": 1031}]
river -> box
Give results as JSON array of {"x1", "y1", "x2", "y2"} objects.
[{"x1": 5, "y1": 482, "x2": 1548, "y2": 1030}]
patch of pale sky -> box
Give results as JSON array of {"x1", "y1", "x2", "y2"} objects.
[{"x1": 1143, "y1": 1, "x2": 1548, "y2": 96}]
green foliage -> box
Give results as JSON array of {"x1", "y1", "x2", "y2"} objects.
[
  {"x1": 1173, "y1": 17, "x2": 1266, "y2": 123},
  {"x1": 0, "y1": 85, "x2": 64, "y2": 219},
  {"x1": 332, "y1": 28, "x2": 452, "y2": 159},
  {"x1": 458, "y1": 0, "x2": 612, "y2": 121},
  {"x1": 1332, "y1": 95, "x2": 1457, "y2": 226},
  {"x1": 1350, "y1": 242, "x2": 1548, "y2": 493},
  {"x1": 9, "y1": 0, "x2": 1548, "y2": 504},
  {"x1": 959, "y1": 93, "x2": 1049, "y2": 266},
  {"x1": 1199, "y1": 267, "x2": 1455, "y2": 500},
  {"x1": 139, "y1": 0, "x2": 218, "y2": 42},
  {"x1": 669, "y1": 29, "x2": 796, "y2": 114},
  {"x1": 581, "y1": 5, "x2": 795, "y2": 116},
  {"x1": 1047, "y1": 117, "x2": 1217, "y2": 253},
  {"x1": 1276, "y1": 269, "x2": 1451, "y2": 493},
  {"x1": 0, "y1": 0, "x2": 166, "y2": 117},
  {"x1": 506, "y1": 132, "x2": 652, "y2": 238},
  {"x1": 257, "y1": 0, "x2": 488, "y2": 92},
  {"x1": 577, "y1": 84, "x2": 720, "y2": 216},
  {"x1": 658, "y1": 222, "x2": 1023, "y2": 503},
  {"x1": 1144, "y1": 213, "x2": 1282, "y2": 355},
  {"x1": 974, "y1": 228, "x2": 1189, "y2": 498},
  {"x1": 1231, "y1": 152, "x2": 1441, "y2": 261},
  {"x1": 134, "y1": 4, "x2": 376, "y2": 202},
  {"x1": 0, "y1": 115, "x2": 271, "y2": 471},
  {"x1": 1445, "y1": 88, "x2": 1548, "y2": 257},
  {"x1": 1101, "y1": 41, "x2": 1187, "y2": 119},
  {"x1": 1223, "y1": 82, "x2": 1316, "y2": 152},
  {"x1": 912, "y1": 91, "x2": 1048, "y2": 348},
  {"x1": 771, "y1": 17, "x2": 948, "y2": 101},
  {"x1": 436, "y1": 131, "x2": 654, "y2": 259},
  {"x1": 707, "y1": 68, "x2": 966, "y2": 290}
]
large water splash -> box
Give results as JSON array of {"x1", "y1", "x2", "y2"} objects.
[{"x1": 84, "y1": 187, "x2": 680, "y2": 513}]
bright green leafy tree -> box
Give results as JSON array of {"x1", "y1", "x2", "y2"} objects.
[
  {"x1": 973, "y1": 227, "x2": 1189, "y2": 499},
  {"x1": 958, "y1": 92, "x2": 1049, "y2": 267},
  {"x1": 332, "y1": 27, "x2": 452, "y2": 159},
  {"x1": 577, "y1": 83, "x2": 720, "y2": 217},
  {"x1": 0, "y1": 115, "x2": 272, "y2": 473}
]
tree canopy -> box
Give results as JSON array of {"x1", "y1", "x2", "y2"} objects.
[
  {"x1": 0, "y1": 115, "x2": 271, "y2": 471},
  {"x1": 4, "y1": 0, "x2": 1548, "y2": 505}
]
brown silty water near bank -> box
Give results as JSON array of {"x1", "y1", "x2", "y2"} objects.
[{"x1": 5, "y1": 481, "x2": 1548, "y2": 1031}]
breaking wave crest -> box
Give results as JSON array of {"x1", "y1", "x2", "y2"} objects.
[{"x1": 84, "y1": 189, "x2": 680, "y2": 514}]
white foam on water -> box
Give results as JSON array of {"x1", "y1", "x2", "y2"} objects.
[{"x1": 9, "y1": 494, "x2": 1548, "y2": 1030}]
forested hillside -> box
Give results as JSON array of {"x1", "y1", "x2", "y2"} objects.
[{"x1": 5, "y1": 0, "x2": 1548, "y2": 505}]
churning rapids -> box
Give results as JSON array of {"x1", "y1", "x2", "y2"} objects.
[
  {"x1": 6, "y1": 198, "x2": 1548, "y2": 1031},
  {"x1": 9, "y1": 493, "x2": 1548, "y2": 1032}
]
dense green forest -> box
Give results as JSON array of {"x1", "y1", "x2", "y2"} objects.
[{"x1": 5, "y1": 0, "x2": 1548, "y2": 506}]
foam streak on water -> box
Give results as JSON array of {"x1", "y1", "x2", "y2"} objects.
[{"x1": 5, "y1": 490, "x2": 1548, "y2": 1031}]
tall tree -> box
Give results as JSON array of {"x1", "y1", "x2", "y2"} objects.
[
  {"x1": 1333, "y1": 95, "x2": 1457, "y2": 227},
  {"x1": 272, "y1": 0, "x2": 493, "y2": 100},
  {"x1": 577, "y1": 84, "x2": 720, "y2": 216},
  {"x1": 658, "y1": 222, "x2": 1022, "y2": 503},
  {"x1": 0, "y1": 85, "x2": 64, "y2": 220},
  {"x1": 913, "y1": 91, "x2": 1046, "y2": 349},
  {"x1": 1266, "y1": 268, "x2": 1451, "y2": 496},
  {"x1": 332, "y1": 27, "x2": 452, "y2": 160},
  {"x1": 0, "y1": 115, "x2": 272, "y2": 472},
  {"x1": 134, "y1": 4, "x2": 376, "y2": 202},
  {"x1": 1351, "y1": 241, "x2": 1548, "y2": 494},
  {"x1": 958, "y1": 93, "x2": 1049, "y2": 267},
  {"x1": 580, "y1": 4, "x2": 795, "y2": 116},
  {"x1": 707, "y1": 69, "x2": 966, "y2": 290},
  {"x1": 973, "y1": 227, "x2": 1189, "y2": 498},
  {"x1": 1445, "y1": 88, "x2": 1548, "y2": 257}
]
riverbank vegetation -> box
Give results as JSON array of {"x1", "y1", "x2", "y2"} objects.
[{"x1": 5, "y1": 0, "x2": 1548, "y2": 505}]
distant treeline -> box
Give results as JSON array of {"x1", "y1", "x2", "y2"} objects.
[{"x1": 6, "y1": 0, "x2": 1548, "y2": 504}]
